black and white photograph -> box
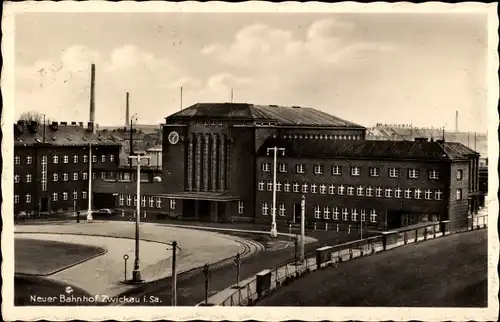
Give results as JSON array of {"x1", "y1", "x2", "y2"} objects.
[{"x1": 1, "y1": 1, "x2": 498, "y2": 321}]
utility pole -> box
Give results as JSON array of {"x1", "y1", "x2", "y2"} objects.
[
  {"x1": 87, "y1": 143, "x2": 93, "y2": 222},
  {"x1": 300, "y1": 195, "x2": 305, "y2": 262},
  {"x1": 172, "y1": 241, "x2": 178, "y2": 306},
  {"x1": 128, "y1": 153, "x2": 151, "y2": 283},
  {"x1": 266, "y1": 147, "x2": 286, "y2": 238}
]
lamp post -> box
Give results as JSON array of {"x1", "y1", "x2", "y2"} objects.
[
  {"x1": 300, "y1": 195, "x2": 305, "y2": 262},
  {"x1": 128, "y1": 153, "x2": 151, "y2": 283},
  {"x1": 266, "y1": 146, "x2": 286, "y2": 238}
]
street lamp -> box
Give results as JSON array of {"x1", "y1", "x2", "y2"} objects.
[
  {"x1": 266, "y1": 146, "x2": 286, "y2": 238},
  {"x1": 128, "y1": 152, "x2": 151, "y2": 283}
]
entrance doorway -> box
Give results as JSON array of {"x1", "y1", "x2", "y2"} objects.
[
  {"x1": 293, "y1": 204, "x2": 301, "y2": 223},
  {"x1": 40, "y1": 197, "x2": 48, "y2": 212}
]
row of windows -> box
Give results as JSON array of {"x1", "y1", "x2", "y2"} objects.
[
  {"x1": 282, "y1": 134, "x2": 362, "y2": 140},
  {"x1": 14, "y1": 154, "x2": 116, "y2": 165},
  {"x1": 14, "y1": 172, "x2": 89, "y2": 183},
  {"x1": 14, "y1": 191, "x2": 87, "y2": 203},
  {"x1": 258, "y1": 182, "x2": 444, "y2": 200},
  {"x1": 119, "y1": 195, "x2": 166, "y2": 209},
  {"x1": 261, "y1": 203, "x2": 378, "y2": 223},
  {"x1": 261, "y1": 163, "x2": 450, "y2": 180}
]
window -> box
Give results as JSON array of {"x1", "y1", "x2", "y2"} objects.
[
  {"x1": 314, "y1": 165, "x2": 324, "y2": 175},
  {"x1": 149, "y1": 197, "x2": 154, "y2": 208},
  {"x1": 404, "y1": 188, "x2": 412, "y2": 199},
  {"x1": 73, "y1": 172, "x2": 78, "y2": 181},
  {"x1": 332, "y1": 207, "x2": 339, "y2": 220},
  {"x1": 83, "y1": 172, "x2": 88, "y2": 180},
  {"x1": 424, "y1": 189, "x2": 432, "y2": 200},
  {"x1": 170, "y1": 199, "x2": 176, "y2": 209},
  {"x1": 101, "y1": 155, "x2": 106, "y2": 163},
  {"x1": 53, "y1": 173, "x2": 58, "y2": 182},
  {"x1": 296, "y1": 164, "x2": 305, "y2": 174},
  {"x1": 73, "y1": 155, "x2": 78, "y2": 163},
  {"x1": 262, "y1": 202, "x2": 269, "y2": 216},
  {"x1": 156, "y1": 198, "x2": 162, "y2": 208},
  {"x1": 456, "y1": 189, "x2": 463, "y2": 200},
  {"x1": 14, "y1": 195, "x2": 19, "y2": 203},
  {"x1": 457, "y1": 170, "x2": 463, "y2": 180},
  {"x1": 83, "y1": 155, "x2": 88, "y2": 163},
  {"x1": 328, "y1": 184, "x2": 335, "y2": 194},
  {"x1": 284, "y1": 182, "x2": 291, "y2": 192},
  {"x1": 267, "y1": 182, "x2": 273, "y2": 191},
  {"x1": 314, "y1": 205, "x2": 321, "y2": 219},
  {"x1": 385, "y1": 188, "x2": 392, "y2": 198},
  {"x1": 311, "y1": 184, "x2": 317, "y2": 193},
  {"x1": 370, "y1": 209, "x2": 377, "y2": 223},
  {"x1": 82, "y1": 191, "x2": 87, "y2": 199},
  {"x1": 332, "y1": 165, "x2": 342, "y2": 175},
  {"x1": 258, "y1": 181, "x2": 265, "y2": 191},
  {"x1": 361, "y1": 209, "x2": 366, "y2": 222},
  {"x1": 127, "y1": 196, "x2": 132, "y2": 206},
  {"x1": 408, "y1": 169, "x2": 419, "y2": 179},
  {"x1": 63, "y1": 155, "x2": 69, "y2": 164},
  {"x1": 414, "y1": 189, "x2": 422, "y2": 199},
  {"x1": 92, "y1": 173, "x2": 96, "y2": 180},
  {"x1": 14, "y1": 174, "x2": 20, "y2": 183},
  {"x1": 134, "y1": 196, "x2": 137, "y2": 206},
  {"x1": 238, "y1": 201, "x2": 244, "y2": 214},
  {"x1": 375, "y1": 187, "x2": 382, "y2": 197},
  {"x1": 53, "y1": 155, "x2": 59, "y2": 164},
  {"x1": 293, "y1": 183, "x2": 299, "y2": 193},
  {"x1": 302, "y1": 184, "x2": 308, "y2": 193},
  {"x1": 351, "y1": 209, "x2": 358, "y2": 221},
  {"x1": 25, "y1": 194, "x2": 31, "y2": 203},
  {"x1": 262, "y1": 163, "x2": 271, "y2": 172},
  {"x1": 73, "y1": 191, "x2": 78, "y2": 199},
  {"x1": 110, "y1": 155, "x2": 115, "y2": 163},
  {"x1": 429, "y1": 170, "x2": 439, "y2": 179},
  {"x1": 63, "y1": 173, "x2": 68, "y2": 181},
  {"x1": 323, "y1": 207, "x2": 330, "y2": 219},
  {"x1": 389, "y1": 168, "x2": 399, "y2": 178},
  {"x1": 92, "y1": 155, "x2": 97, "y2": 163},
  {"x1": 338, "y1": 185, "x2": 345, "y2": 195},
  {"x1": 357, "y1": 186, "x2": 364, "y2": 196},
  {"x1": 279, "y1": 204, "x2": 285, "y2": 216},
  {"x1": 347, "y1": 186, "x2": 354, "y2": 196},
  {"x1": 278, "y1": 164, "x2": 288, "y2": 173},
  {"x1": 351, "y1": 166, "x2": 360, "y2": 176},
  {"x1": 26, "y1": 156, "x2": 32, "y2": 164},
  {"x1": 276, "y1": 182, "x2": 282, "y2": 192},
  {"x1": 369, "y1": 167, "x2": 380, "y2": 177},
  {"x1": 15, "y1": 156, "x2": 20, "y2": 165},
  {"x1": 342, "y1": 208, "x2": 349, "y2": 221},
  {"x1": 52, "y1": 192, "x2": 58, "y2": 201},
  {"x1": 320, "y1": 184, "x2": 326, "y2": 194},
  {"x1": 141, "y1": 196, "x2": 146, "y2": 207},
  {"x1": 366, "y1": 186, "x2": 373, "y2": 196},
  {"x1": 395, "y1": 188, "x2": 402, "y2": 198},
  {"x1": 63, "y1": 192, "x2": 68, "y2": 201},
  {"x1": 101, "y1": 172, "x2": 106, "y2": 179},
  {"x1": 26, "y1": 174, "x2": 32, "y2": 183}
]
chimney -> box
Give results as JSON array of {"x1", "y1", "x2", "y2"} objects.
[
  {"x1": 16, "y1": 120, "x2": 25, "y2": 133},
  {"x1": 414, "y1": 137, "x2": 428, "y2": 142},
  {"x1": 71, "y1": 121, "x2": 77, "y2": 126},
  {"x1": 61, "y1": 122, "x2": 68, "y2": 126},
  {"x1": 50, "y1": 121, "x2": 59, "y2": 131},
  {"x1": 125, "y1": 92, "x2": 130, "y2": 130},
  {"x1": 78, "y1": 122, "x2": 84, "y2": 128},
  {"x1": 28, "y1": 121, "x2": 39, "y2": 133},
  {"x1": 89, "y1": 63, "x2": 96, "y2": 134},
  {"x1": 455, "y1": 110, "x2": 459, "y2": 132}
]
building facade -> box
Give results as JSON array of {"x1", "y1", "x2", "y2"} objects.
[
  {"x1": 13, "y1": 120, "x2": 121, "y2": 216},
  {"x1": 255, "y1": 138, "x2": 480, "y2": 231}
]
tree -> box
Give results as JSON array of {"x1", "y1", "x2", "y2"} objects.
[{"x1": 18, "y1": 111, "x2": 44, "y2": 125}]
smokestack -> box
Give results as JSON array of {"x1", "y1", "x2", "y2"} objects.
[
  {"x1": 125, "y1": 92, "x2": 130, "y2": 130},
  {"x1": 180, "y1": 86, "x2": 183, "y2": 111},
  {"x1": 455, "y1": 110, "x2": 459, "y2": 132},
  {"x1": 231, "y1": 88, "x2": 234, "y2": 103},
  {"x1": 89, "y1": 63, "x2": 96, "y2": 134}
]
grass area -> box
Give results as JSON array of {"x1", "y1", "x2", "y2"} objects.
[
  {"x1": 258, "y1": 229, "x2": 488, "y2": 307},
  {"x1": 15, "y1": 275, "x2": 98, "y2": 306},
  {"x1": 15, "y1": 239, "x2": 106, "y2": 276}
]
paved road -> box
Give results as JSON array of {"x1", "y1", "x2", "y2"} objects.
[
  {"x1": 257, "y1": 229, "x2": 488, "y2": 307},
  {"x1": 117, "y1": 231, "x2": 364, "y2": 306}
]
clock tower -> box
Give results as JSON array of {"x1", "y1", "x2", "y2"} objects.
[{"x1": 162, "y1": 123, "x2": 188, "y2": 193}]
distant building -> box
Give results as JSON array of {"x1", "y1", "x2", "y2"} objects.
[{"x1": 13, "y1": 120, "x2": 121, "y2": 217}]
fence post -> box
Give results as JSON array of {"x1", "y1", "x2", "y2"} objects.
[
  {"x1": 314, "y1": 222, "x2": 317, "y2": 231},
  {"x1": 325, "y1": 223, "x2": 328, "y2": 231},
  {"x1": 433, "y1": 224, "x2": 436, "y2": 238},
  {"x1": 348, "y1": 225, "x2": 351, "y2": 234},
  {"x1": 336, "y1": 224, "x2": 339, "y2": 232},
  {"x1": 404, "y1": 231, "x2": 407, "y2": 245},
  {"x1": 203, "y1": 263, "x2": 210, "y2": 304},
  {"x1": 349, "y1": 248, "x2": 353, "y2": 260},
  {"x1": 415, "y1": 229, "x2": 419, "y2": 242}
]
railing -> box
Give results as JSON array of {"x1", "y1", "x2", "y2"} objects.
[{"x1": 220, "y1": 215, "x2": 488, "y2": 306}]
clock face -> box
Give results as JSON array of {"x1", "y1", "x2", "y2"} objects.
[{"x1": 168, "y1": 131, "x2": 180, "y2": 145}]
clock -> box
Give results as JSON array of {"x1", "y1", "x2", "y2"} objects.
[{"x1": 168, "y1": 131, "x2": 180, "y2": 145}]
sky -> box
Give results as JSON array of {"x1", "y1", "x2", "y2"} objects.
[{"x1": 14, "y1": 11, "x2": 490, "y2": 132}]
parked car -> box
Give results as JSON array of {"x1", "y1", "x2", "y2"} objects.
[{"x1": 92, "y1": 208, "x2": 115, "y2": 217}]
